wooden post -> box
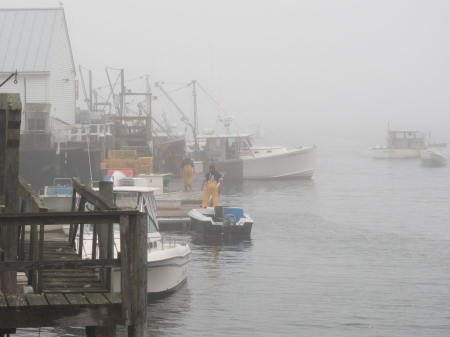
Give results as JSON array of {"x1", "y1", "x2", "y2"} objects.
[
  {"x1": 1, "y1": 93, "x2": 21, "y2": 294},
  {"x1": 37, "y1": 223, "x2": 45, "y2": 294},
  {"x1": 0, "y1": 104, "x2": 6, "y2": 207},
  {"x1": 68, "y1": 189, "x2": 77, "y2": 243},
  {"x1": 98, "y1": 181, "x2": 113, "y2": 292},
  {"x1": 120, "y1": 214, "x2": 147, "y2": 336}
]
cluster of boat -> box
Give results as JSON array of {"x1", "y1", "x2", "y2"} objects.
[{"x1": 371, "y1": 129, "x2": 447, "y2": 166}]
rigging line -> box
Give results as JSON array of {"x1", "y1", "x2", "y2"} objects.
[
  {"x1": 105, "y1": 66, "x2": 123, "y2": 70},
  {"x1": 79, "y1": 65, "x2": 91, "y2": 71},
  {"x1": 105, "y1": 69, "x2": 121, "y2": 114},
  {"x1": 196, "y1": 83, "x2": 247, "y2": 135},
  {"x1": 219, "y1": 98, "x2": 298, "y2": 148},
  {"x1": 78, "y1": 65, "x2": 91, "y2": 112},
  {"x1": 155, "y1": 84, "x2": 190, "y2": 98}
]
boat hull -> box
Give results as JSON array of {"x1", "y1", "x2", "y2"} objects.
[
  {"x1": 40, "y1": 196, "x2": 73, "y2": 212},
  {"x1": 420, "y1": 150, "x2": 447, "y2": 166},
  {"x1": 372, "y1": 147, "x2": 421, "y2": 159},
  {"x1": 190, "y1": 216, "x2": 253, "y2": 238},
  {"x1": 188, "y1": 209, "x2": 253, "y2": 239},
  {"x1": 242, "y1": 145, "x2": 317, "y2": 179},
  {"x1": 114, "y1": 246, "x2": 191, "y2": 294}
]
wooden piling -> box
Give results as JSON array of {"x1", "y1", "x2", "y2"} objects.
[
  {"x1": 98, "y1": 181, "x2": 114, "y2": 292},
  {"x1": 0, "y1": 93, "x2": 21, "y2": 294}
]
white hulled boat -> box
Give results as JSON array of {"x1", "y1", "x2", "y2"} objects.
[
  {"x1": 372, "y1": 129, "x2": 428, "y2": 159},
  {"x1": 420, "y1": 150, "x2": 447, "y2": 166},
  {"x1": 198, "y1": 133, "x2": 317, "y2": 179},
  {"x1": 80, "y1": 182, "x2": 191, "y2": 295}
]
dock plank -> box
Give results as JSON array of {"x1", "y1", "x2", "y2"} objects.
[
  {"x1": 26, "y1": 294, "x2": 48, "y2": 308},
  {"x1": 64, "y1": 294, "x2": 90, "y2": 307},
  {"x1": 103, "y1": 293, "x2": 122, "y2": 305},
  {"x1": 43, "y1": 287, "x2": 108, "y2": 294},
  {"x1": 84, "y1": 293, "x2": 110, "y2": 305},
  {"x1": 6, "y1": 294, "x2": 28, "y2": 309},
  {"x1": 45, "y1": 293, "x2": 70, "y2": 307}
]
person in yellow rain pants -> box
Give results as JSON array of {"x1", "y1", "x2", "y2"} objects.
[
  {"x1": 201, "y1": 165, "x2": 224, "y2": 208},
  {"x1": 181, "y1": 153, "x2": 194, "y2": 191}
]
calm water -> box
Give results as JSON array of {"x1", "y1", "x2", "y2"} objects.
[{"x1": 18, "y1": 132, "x2": 450, "y2": 336}]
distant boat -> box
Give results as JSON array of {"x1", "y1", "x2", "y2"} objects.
[
  {"x1": 428, "y1": 142, "x2": 447, "y2": 148},
  {"x1": 420, "y1": 150, "x2": 447, "y2": 167},
  {"x1": 372, "y1": 129, "x2": 428, "y2": 159}
]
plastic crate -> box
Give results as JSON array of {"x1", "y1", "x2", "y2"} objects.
[
  {"x1": 223, "y1": 207, "x2": 244, "y2": 221},
  {"x1": 109, "y1": 159, "x2": 137, "y2": 169},
  {"x1": 136, "y1": 166, "x2": 153, "y2": 174},
  {"x1": 138, "y1": 157, "x2": 154, "y2": 166},
  {"x1": 108, "y1": 150, "x2": 137, "y2": 159}
]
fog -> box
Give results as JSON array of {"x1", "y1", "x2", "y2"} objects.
[{"x1": 4, "y1": 0, "x2": 450, "y2": 142}]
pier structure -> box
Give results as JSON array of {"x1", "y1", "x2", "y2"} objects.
[{"x1": 0, "y1": 93, "x2": 148, "y2": 336}]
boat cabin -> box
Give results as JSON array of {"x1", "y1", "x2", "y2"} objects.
[
  {"x1": 387, "y1": 130, "x2": 427, "y2": 149},
  {"x1": 197, "y1": 133, "x2": 254, "y2": 160}
]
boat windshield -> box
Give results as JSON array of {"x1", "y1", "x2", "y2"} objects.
[
  {"x1": 415, "y1": 132, "x2": 423, "y2": 138},
  {"x1": 84, "y1": 217, "x2": 158, "y2": 234}
]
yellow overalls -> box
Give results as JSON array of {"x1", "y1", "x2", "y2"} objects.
[
  {"x1": 202, "y1": 180, "x2": 219, "y2": 208},
  {"x1": 183, "y1": 165, "x2": 193, "y2": 189}
]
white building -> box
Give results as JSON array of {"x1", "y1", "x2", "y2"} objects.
[{"x1": 0, "y1": 7, "x2": 76, "y2": 129}]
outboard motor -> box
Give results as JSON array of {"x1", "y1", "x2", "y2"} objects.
[{"x1": 222, "y1": 214, "x2": 237, "y2": 236}]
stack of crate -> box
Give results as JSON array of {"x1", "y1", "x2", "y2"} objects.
[
  {"x1": 137, "y1": 157, "x2": 154, "y2": 174},
  {"x1": 101, "y1": 150, "x2": 138, "y2": 170},
  {"x1": 101, "y1": 150, "x2": 153, "y2": 175}
]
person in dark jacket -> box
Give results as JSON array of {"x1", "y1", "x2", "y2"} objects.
[{"x1": 200, "y1": 164, "x2": 224, "y2": 208}]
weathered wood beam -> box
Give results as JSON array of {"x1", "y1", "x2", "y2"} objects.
[
  {"x1": 0, "y1": 306, "x2": 123, "y2": 328},
  {"x1": 72, "y1": 178, "x2": 117, "y2": 211},
  {"x1": 120, "y1": 214, "x2": 147, "y2": 335},
  {"x1": 0, "y1": 259, "x2": 121, "y2": 272},
  {"x1": 1, "y1": 93, "x2": 22, "y2": 294},
  {"x1": 18, "y1": 176, "x2": 48, "y2": 213},
  {"x1": 0, "y1": 210, "x2": 139, "y2": 227}
]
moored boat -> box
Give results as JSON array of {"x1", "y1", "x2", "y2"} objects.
[
  {"x1": 372, "y1": 129, "x2": 428, "y2": 159},
  {"x1": 82, "y1": 183, "x2": 191, "y2": 295},
  {"x1": 188, "y1": 206, "x2": 253, "y2": 239},
  {"x1": 420, "y1": 150, "x2": 447, "y2": 167},
  {"x1": 198, "y1": 132, "x2": 317, "y2": 179},
  {"x1": 428, "y1": 142, "x2": 447, "y2": 148}
]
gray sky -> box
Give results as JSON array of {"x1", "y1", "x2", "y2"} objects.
[{"x1": 3, "y1": 0, "x2": 450, "y2": 140}]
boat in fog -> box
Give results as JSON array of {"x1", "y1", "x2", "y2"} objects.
[
  {"x1": 79, "y1": 182, "x2": 191, "y2": 295},
  {"x1": 198, "y1": 131, "x2": 317, "y2": 179},
  {"x1": 372, "y1": 129, "x2": 428, "y2": 159},
  {"x1": 189, "y1": 206, "x2": 253, "y2": 239},
  {"x1": 420, "y1": 150, "x2": 447, "y2": 167}
]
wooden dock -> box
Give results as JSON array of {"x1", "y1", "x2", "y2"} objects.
[{"x1": 0, "y1": 94, "x2": 148, "y2": 336}]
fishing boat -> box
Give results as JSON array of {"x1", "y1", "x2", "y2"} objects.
[
  {"x1": 372, "y1": 129, "x2": 428, "y2": 159},
  {"x1": 188, "y1": 206, "x2": 253, "y2": 239},
  {"x1": 80, "y1": 183, "x2": 191, "y2": 295},
  {"x1": 428, "y1": 142, "x2": 447, "y2": 148},
  {"x1": 198, "y1": 131, "x2": 317, "y2": 179},
  {"x1": 420, "y1": 150, "x2": 447, "y2": 167}
]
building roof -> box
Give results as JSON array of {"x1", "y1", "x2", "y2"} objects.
[{"x1": 0, "y1": 8, "x2": 75, "y2": 73}]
